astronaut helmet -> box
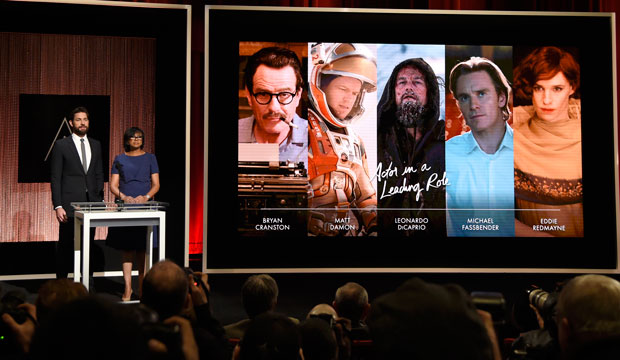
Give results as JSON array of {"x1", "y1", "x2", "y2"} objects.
[{"x1": 309, "y1": 43, "x2": 377, "y2": 128}]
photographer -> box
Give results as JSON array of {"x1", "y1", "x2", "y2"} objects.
[
  {"x1": 1, "y1": 296, "x2": 37, "y2": 357},
  {"x1": 141, "y1": 259, "x2": 227, "y2": 360},
  {"x1": 509, "y1": 285, "x2": 563, "y2": 360},
  {"x1": 28, "y1": 295, "x2": 149, "y2": 360},
  {"x1": 1, "y1": 279, "x2": 88, "y2": 358},
  {"x1": 367, "y1": 277, "x2": 500, "y2": 360},
  {"x1": 555, "y1": 274, "x2": 620, "y2": 359}
]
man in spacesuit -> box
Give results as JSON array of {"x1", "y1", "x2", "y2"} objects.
[{"x1": 307, "y1": 43, "x2": 378, "y2": 236}]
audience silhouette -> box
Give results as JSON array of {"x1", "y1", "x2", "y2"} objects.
[{"x1": 2, "y1": 269, "x2": 619, "y2": 360}]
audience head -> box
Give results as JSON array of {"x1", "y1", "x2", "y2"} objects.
[
  {"x1": 242, "y1": 274, "x2": 279, "y2": 319},
  {"x1": 333, "y1": 282, "x2": 370, "y2": 325},
  {"x1": 299, "y1": 317, "x2": 338, "y2": 360},
  {"x1": 35, "y1": 279, "x2": 88, "y2": 325},
  {"x1": 29, "y1": 295, "x2": 147, "y2": 360},
  {"x1": 141, "y1": 259, "x2": 189, "y2": 320},
  {"x1": 235, "y1": 311, "x2": 301, "y2": 360},
  {"x1": 555, "y1": 274, "x2": 620, "y2": 355},
  {"x1": 307, "y1": 303, "x2": 338, "y2": 320},
  {"x1": 367, "y1": 277, "x2": 494, "y2": 360}
]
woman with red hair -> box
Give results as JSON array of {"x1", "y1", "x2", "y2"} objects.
[{"x1": 512, "y1": 46, "x2": 583, "y2": 237}]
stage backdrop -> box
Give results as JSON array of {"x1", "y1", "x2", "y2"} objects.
[{"x1": 0, "y1": 32, "x2": 156, "y2": 243}]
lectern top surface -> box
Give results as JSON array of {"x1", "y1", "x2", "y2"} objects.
[{"x1": 70, "y1": 201, "x2": 169, "y2": 212}]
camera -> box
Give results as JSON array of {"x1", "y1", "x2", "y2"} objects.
[
  {"x1": 470, "y1": 291, "x2": 507, "y2": 326},
  {"x1": 527, "y1": 286, "x2": 558, "y2": 325},
  {"x1": 508, "y1": 286, "x2": 563, "y2": 359},
  {"x1": 132, "y1": 304, "x2": 183, "y2": 359},
  {"x1": 183, "y1": 267, "x2": 209, "y2": 299},
  {"x1": 0, "y1": 291, "x2": 28, "y2": 354}
]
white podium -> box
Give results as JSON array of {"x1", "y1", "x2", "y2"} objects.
[{"x1": 72, "y1": 202, "x2": 168, "y2": 290}]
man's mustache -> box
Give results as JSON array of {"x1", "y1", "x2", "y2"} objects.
[
  {"x1": 400, "y1": 91, "x2": 420, "y2": 104},
  {"x1": 263, "y1": 111, "x2": 286, "y2": 120}
]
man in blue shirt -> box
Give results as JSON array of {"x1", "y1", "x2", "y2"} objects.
[{"x1": 446, "y1": 57, "x2": 514, "y2": 236}]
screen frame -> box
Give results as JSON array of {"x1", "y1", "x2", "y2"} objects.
[
  {"x1": 0, "y1": 0, "x2": 191, "y2": 280},
  {"x1": 204, "y1": 5, "x2": 619, "y2": 274}
]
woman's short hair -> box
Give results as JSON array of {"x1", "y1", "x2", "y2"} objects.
[
  {"x1": 123, "y1": 127, "x2": 145, "y2": 152},
  {"x1": 513, "y1": 46, "x2": 580, "y2": 102},
  {"x1": 449, "y1": 56, "x2": 512, "y2": 121}
]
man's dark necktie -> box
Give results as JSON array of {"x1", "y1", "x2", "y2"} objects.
[{"x1": 80, "y1": 138, "x2": 87, "y2": 172}]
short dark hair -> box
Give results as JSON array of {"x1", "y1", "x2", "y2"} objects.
[
  {"x1": 69, "y1": 106, "x2": 89, "y2": 121},
  {"x1": 368, "y1": 277, "x2": 494, "y2": 360},
  {"x1": 141, "y1": 260, "x2": 188, "y2": 320},
  {"x1": 244, "y1": 47, "x2": 304, "y2": 93},
  {"x1": 242, "y1": 274, "x2": 279, "y2": 319},
  {"x1": 123, "y1": 127, "x2": 145, "y2": 152},
  {"x1": 239, "y1": 312, "x2": 301, "y2": 360},
  {"x1": 300, "y1": 318, "x2": 338, "y2": 360},
  {"x1": 449, "y1": 57, "x2": 512, "y2": 121},
  {"x1": 334, "y1": 282, "x2": 368, "y2": 324},
  {"x1": 29, "y1": 296, "x2": 148, "y2": 360},
  {"x1": 35, "y1": 279, "x2": 88, "y2": 326}
]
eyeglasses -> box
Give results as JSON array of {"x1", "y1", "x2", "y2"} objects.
[
  {"x1": 130, "y1": 136, "x2": 143, "y2": 140},
  {"x1": 252, "y1": 91, "x2": 297, "y2": 105}
]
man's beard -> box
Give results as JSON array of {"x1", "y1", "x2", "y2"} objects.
[
  {"x1": 396, "y1": 99, "x2": 425, "y2": 128},
  {"x1": 73, "y1": 127, "x2": 88, "y2": 136}
]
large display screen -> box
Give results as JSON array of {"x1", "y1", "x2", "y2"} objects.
[{"x1": 205, "y1": 7, "x2": 618, "y2": 271}]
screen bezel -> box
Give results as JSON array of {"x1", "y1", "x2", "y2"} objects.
[
  {"x1": 0, "y1": 0, "x2": 191, "y2": 279},
  {"x1": 204, "y1": 6, "x2": 619, "y2": 274}
]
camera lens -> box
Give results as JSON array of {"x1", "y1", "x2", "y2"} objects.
[{"x1": 528, "y1": 288, "x2": 549, "y2": 310}]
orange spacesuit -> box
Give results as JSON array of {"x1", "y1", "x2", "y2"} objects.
[{"x1": 306, "y1": 43, "x2": 378, "y2": 236}]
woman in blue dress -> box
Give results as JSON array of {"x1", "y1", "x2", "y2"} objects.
[{"x1": 107, "y1": 127, "x2": 160, "y2": 301}]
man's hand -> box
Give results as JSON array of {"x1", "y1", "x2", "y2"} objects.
[
  {"x1": 477, "y1": 309, "x2": 502, "y2": 360},
  {"x1": 55, "y1": 207, "x2": 67, "y2": 223},
  {"x1": 147, "y1": 316, "x2": 199, "y2": 360},
  {"x1": 1, "y1": 303, "x2": 37, "y2": 354},
  {"x1": 529, "y1": 304, "x2": 545, "y2": 329},
  {"x1": 188, "y1": 272, "x2": 210, "y2": 307}
]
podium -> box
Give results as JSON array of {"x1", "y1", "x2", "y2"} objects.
[{"x1": 72, "y1": 202, "x2": 168, "y2": 290}]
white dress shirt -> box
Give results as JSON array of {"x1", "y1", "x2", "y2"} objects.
[{"x1": 71, "y1": 133, "x2": 91, "y2": 171}]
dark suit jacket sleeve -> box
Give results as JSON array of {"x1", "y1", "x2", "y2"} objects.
[{"x1": 50, "y1": 139, "x2": 65, "y2": 209}]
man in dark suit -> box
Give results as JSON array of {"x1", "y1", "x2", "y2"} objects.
[{"x1": 50, "y1": 106, "x2": 104, "y2": 280}]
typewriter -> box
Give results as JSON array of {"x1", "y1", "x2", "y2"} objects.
[{"x1": 238, "y1": 160, "x2": 310, "y2": 234}]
